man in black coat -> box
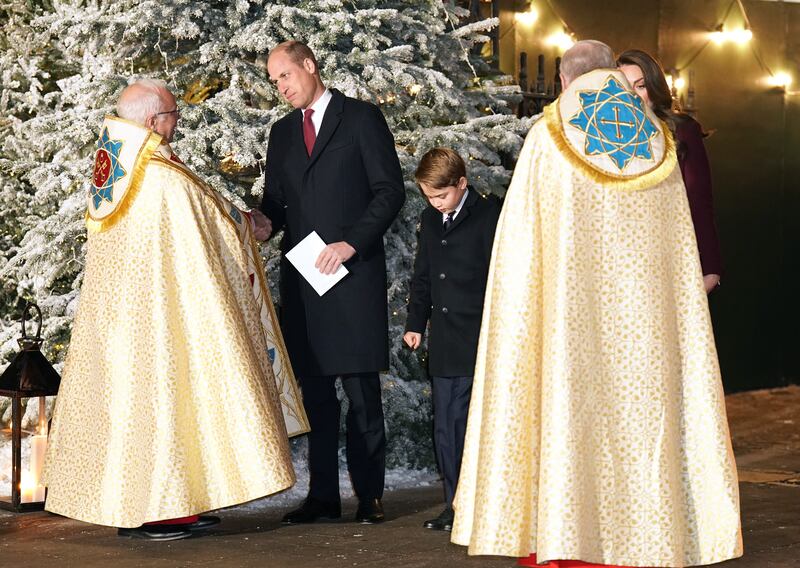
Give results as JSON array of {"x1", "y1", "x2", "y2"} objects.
[
  {"x1": 403, "y1": 148, "x2": 500, "y2": 531},
  {"x1": 254, "y1": 41, "x2": 405, "y2": 524}
]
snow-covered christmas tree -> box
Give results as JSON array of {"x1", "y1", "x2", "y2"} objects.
[{"x1": 1, "y1": 0, "x2": 532, "y2": 483}]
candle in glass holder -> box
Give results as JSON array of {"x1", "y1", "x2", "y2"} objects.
[
  {"x1": 29, "y1": 433, "x2": 47, "y2": 501},
  {"x1": 20, "y1": 471, "x2": 35, "y2": 504}
]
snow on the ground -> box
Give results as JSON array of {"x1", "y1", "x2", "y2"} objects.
[{"x1": 236, "y1": 437, "x2": 438, "y2": 512}]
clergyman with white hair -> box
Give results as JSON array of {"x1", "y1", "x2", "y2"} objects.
[
  {"x1": 450, "y1": 40, "x2": 742, "y2": 567},
  {"x1": 42, "y1": 78, "x2": 309, "y2": 541}
]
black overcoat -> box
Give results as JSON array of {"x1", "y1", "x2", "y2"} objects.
[
  {"x1": 260, "y1": 89, "x2": 405, "y2": 377},
  {"x1": 405, "y1": 188, "x2": 500, "y2": 377}
]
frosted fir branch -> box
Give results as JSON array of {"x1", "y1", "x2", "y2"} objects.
[
  {"x1": 381, "y1": 45, "x2": 414, "y2": 63},
  {"x1": 441, "y1": 2, "x2": 470, "y2": 20},
  {"x1": 449, "y1": 17, "x2": 498, "y2": 42}
]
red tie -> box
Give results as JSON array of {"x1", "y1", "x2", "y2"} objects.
[{"x1": 303, "y1": 108, "x2": 316, "y2": 156}]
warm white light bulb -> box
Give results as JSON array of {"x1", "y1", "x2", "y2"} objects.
[
  {"x1": 515, "y1": 5, "x2": 539, "y2": 26},
  {"x1": 547, "y1": 31, "x2": 575, "y2": 52},
  {"x1": 710, "y1": 27, "x2": 752, "y2": 45},
  {"x1": 767, "y1": 72, "x2": 792, "y2": 88},
  {"x1": 674, "y1": 77, "x2": 686, "y2": 91},
  {"x1": 732, "y1": 29, "x2": 753, "y2": 44}
]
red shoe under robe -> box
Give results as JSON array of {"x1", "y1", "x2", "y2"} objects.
[
  {"x1": 518, "y1": 554, "x2": 645, "y2": 568},
  {"x1": 144, "y1": 515, "x2": 199, "y2": 526}
]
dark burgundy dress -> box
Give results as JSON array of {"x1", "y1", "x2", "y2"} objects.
[{"x1": 675, "y1": 117, "x2": 723, "y2": 276}]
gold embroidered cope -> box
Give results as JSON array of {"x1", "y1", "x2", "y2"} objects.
[
  {"x1": 450, "y1": 73, "x2": 742, "y2": 566},
  {"x1": 43, "y1": 117, "x2": 306, "y2": 527}
]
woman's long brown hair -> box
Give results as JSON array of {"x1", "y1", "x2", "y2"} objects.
[
  {"x1": 617, "y1": 49, "x2": 698, "y2": 160},
  {"x1": 616, "y1": 49, "x2": 684, "y2": 129}
]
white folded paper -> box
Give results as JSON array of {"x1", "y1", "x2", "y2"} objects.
[{"x1": 285, "y1": 231, "x2": 349, "y2": 296}]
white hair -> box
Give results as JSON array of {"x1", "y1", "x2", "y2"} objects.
[
  {"x1": 116, "y1": 78, "x2": 169, "y2": 125},
  {"x1": 561, "y1": 40, "x2": 616, "y2": 83}
]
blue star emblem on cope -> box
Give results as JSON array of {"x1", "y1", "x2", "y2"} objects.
[
  {"x1": 229, "y1": 206, "x2": 242, "y2": 224},
  {"x1": 90, "y1": 127, "x2": 127, "y2": 209},
  {"x1": 568, "y1": 76, "x2": 659, "y2": 171}
]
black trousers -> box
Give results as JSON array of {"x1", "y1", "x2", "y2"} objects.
[
  {"x1": 432, "y1": 375, "x2": 473, "y2": 507},
  {"x1": 299, "y1": 372, "x2": 386, "y2": 503}
]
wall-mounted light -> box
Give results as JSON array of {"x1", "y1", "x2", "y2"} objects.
[
  {"x1": 766, "y1": 72, "x2": 793, "y2": 89},
  {"x1": 665, "y1": 69, "x2": 686, "y2": 98},
  {"x1": 515, "y1": 3, "x2": 539, "y2": 26},
  {"x1": 710, "y1": 25, "x2": 752, "y2": 45},
  {"x1": 546, "y1": 29, "x2": 576, "y2": 52}
]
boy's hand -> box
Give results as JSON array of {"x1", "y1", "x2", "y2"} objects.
[{"x1": 403, "y1": 331, "x2": 422, "y2": 350}]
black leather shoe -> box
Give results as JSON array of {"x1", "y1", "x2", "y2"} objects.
[
  {"x1": 355, "y1": 498, "x2": 385, "y2": 524},
  {"x1": 423, "y1": 507, "x2": 454, "y2": 531},
  {"x1": 281, "y1": 497, "x2": 342, "y2": 524},
  {"x1": 185, "y1": 515, "x2": 221, "y2": 531},
  {"x1": 117, "y1": 525, "x2": 193, "y2": 541}
]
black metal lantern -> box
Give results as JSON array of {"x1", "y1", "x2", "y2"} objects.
[{"x1": 0, "y1": 303, "x2": 61, "y2": 512}]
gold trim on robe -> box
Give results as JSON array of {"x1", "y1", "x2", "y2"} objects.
[{"x1": 86, "y1": 116, "x2": 162, "y2": 233}]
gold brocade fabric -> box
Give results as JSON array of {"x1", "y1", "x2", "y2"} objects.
[
  {"x1": 142, "y1": 145, "x2": 309, "y2": 438},
  {"x1": 450, "y1": 118, "x2": 743, "y2": 566},
  {"x1": 43, "y1": 151, "x2": 296, "y2": 528}
]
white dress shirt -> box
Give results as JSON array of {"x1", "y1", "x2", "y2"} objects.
[
  {"x1": 442, "y1": 187, "x2": 470, "y2": 224},
  {"x1": 302, "y1": 89, "x2": 333, "y2": 135}
]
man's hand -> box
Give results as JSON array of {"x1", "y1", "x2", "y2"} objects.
[
  {"x1": 704, "y1": 274, "x2": 721, "y2": 294},
  {"x1": 250, "y1": 210, "x2": 272, "y2": 241},
  {"x1": 403, "y1": 331, "x2": 422, "y2": 350},
  {"x1": 315, "y1": 241, "x2": 356, "y2": 275}
]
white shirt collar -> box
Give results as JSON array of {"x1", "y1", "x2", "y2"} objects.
[
  {"x1": 443, "y1": 187, "x2": 470, "y2": 223},
  {"x1": 302, "y1": 88, "x2": 332, "y2": 135}
]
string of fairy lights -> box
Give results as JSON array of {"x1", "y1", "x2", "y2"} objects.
[{"x1": 511, "y1": 0, "x2": 797, "y2": 94}]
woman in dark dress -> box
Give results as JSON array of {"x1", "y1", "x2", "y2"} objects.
[{"x1": 618, "y1": 49, "x2": 723, "y2": 293}]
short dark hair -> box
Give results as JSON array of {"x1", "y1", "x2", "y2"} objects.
[
  {"x1": 415, "y1": 148, "x2": 467, "y2": 189},
  {"x1": 269, "y1": 41, "x2": 319, "y2": 74}
]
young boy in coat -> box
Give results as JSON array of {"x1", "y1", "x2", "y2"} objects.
[{"x1": 403, "y1": 148, "x2": 500, "y2": 531}]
